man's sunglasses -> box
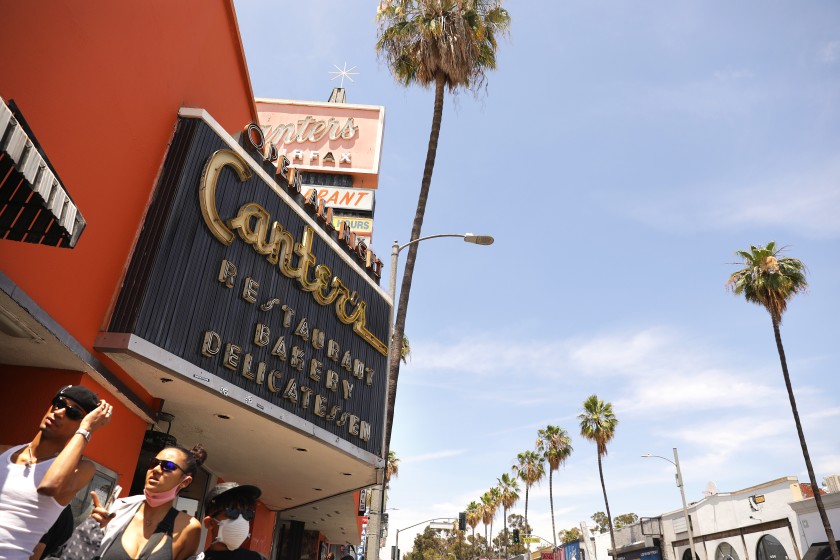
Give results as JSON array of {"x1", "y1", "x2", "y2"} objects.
[
  {"x1": 51, "y1": 396, "x2": 86, "y2": 421},
  {"x1": 148, "y1": 457, "x2": 186, "y2": 474},
  {"x1": 211, "y1": 507, "x2": 255, "y2": 521}
]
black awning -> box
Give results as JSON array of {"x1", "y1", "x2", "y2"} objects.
[
  {"x1": 801, "y1": 543, "x2": 832, "y2": 560},
  {"x1": 0, "y1": 97, "x2": 86, "y2": 248}
]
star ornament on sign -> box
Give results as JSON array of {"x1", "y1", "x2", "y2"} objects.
[{"x1": 329, "y1": 62, "x2": 359, "y2": 89}]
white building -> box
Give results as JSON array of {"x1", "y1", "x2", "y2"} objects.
[{"x1": 585, "y1": 476, "x2": 839, "y2": 560}]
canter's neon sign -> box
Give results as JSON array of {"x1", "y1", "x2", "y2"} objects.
[{"x1": 198, "y1": 148, "x2": 387, "y2": 357}]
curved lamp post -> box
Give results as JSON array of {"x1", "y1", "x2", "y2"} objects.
[
  {"x1": 374, "y1": 233, "x2": 493, "y2": 560},
  {"x1": 389, "y1": 233, "x2": 494, "y2": 334},
  {"x1": 642, "y1": 448, "x2": 697, "y2": 560}
]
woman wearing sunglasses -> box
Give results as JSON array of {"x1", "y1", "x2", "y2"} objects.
[{"x1": 93, "y1": 444, "x2": 207, "y2": 560}]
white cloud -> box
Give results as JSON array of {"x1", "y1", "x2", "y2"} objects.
[
  {"x1": 410, "y1": 326, "x2": 790, "y2": 417},
  {"x1": 619, "y1": 157, "x2": 840, "y2": 238},
  {"x1": 820, "y1": 40, "x2": 840, "y2": 63}
]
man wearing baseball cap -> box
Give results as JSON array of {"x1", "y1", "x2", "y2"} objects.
[
  {"x1": 196, "y1": 482, "x2": 265, "y2": 560},
  {"x1": 0, "y1": 384, "x2": 113, "y2": 559}
]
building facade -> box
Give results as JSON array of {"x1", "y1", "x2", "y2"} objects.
[
  {"x1": 585, "y1": 477, "x2": 839, "y2": 560},
  {"x1": 0, "y1": 2, "x2": 389, "y2": 558}
]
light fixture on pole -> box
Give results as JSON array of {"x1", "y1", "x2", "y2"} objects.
[
  {"x1": 389, "y1": 233, "x2": 494, "y2": 334},
  {"x1": 374, "y1": 232, "x2": 493, "y2": 560},
  {"x1": 641, "y1": 448, "x2": 697, "y2": 560},
  {"x1": 394, "y1": 517, "x2": 459, "y2": 560}
]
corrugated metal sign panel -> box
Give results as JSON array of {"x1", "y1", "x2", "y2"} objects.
[{"x1": 108, "y1": 115, "x2": 388, "y2": 456}]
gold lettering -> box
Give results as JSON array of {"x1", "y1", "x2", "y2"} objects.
[
  {"x1": 311, "y1": 329, "x2": 325, "y2": 350},
  {"x1": 200, "y1": 152, "x2": 387, "y2": 356},
  {"x1": 326, "y1": 370, "x2": 339, "y2": 392},
  {"x1": 218, "y1": 260, "x2": 237, "y2": 288},
  {"x1": 309, "y1": 358, "x2": 322, "y2": 382},
  {"x1": 353, "y1": 359, "x2": 365, "y2": 380},
  {"x1": 342, "y1": 379, "x2": 354, "y2": 400},
  {"x1": 242, "y1": 353, "x2": 256, "y2": 380},
  {"x1": 199, "y1": 150, "x2": 252, "y2": 245},
  {"x1": 255, "y1": 323, "x2": 270, "y2": 347},
  {"x1": 327, "y1": 405, "x2": 341, "y2": 421},
  {"x1": 282, "y1": 378, "x2": 298, "y2": 403},
  {"x1": 314, "y1": 394, "x2": 328, "y2": 417},
  {"x1": 223, "y1": 343, "x2": 241, "y2": 370},
  {"x1": 281, "y1": 305, "x2": 295, "y2": 328},
  {"x1": 202, "y1": 331, "x2": 221, "y2": 356},
  {"x1": 242, "y1": 277, "x2": 259, "y2": 303},
  {"x1": 327, "y1": 340, "x2": 340, "y2": 361},
  {"x1": 300, "y1": 386, "x2": 313, "y2": 409},
  {"x1": 359, "y1": 421, "x2": 371, "y2": 442},
  {"x1": 290, "y1": 347, "x2": 305, "y2": 371},
  {"x1": 295, "y1": 318, "x2": 310, "y2": 341},
  {"x1": 268, "y1": 370, "x2": 282, "y2": 392},
  {"x1": 271, "y1": 336, "x2": 287, "y2": 360}
]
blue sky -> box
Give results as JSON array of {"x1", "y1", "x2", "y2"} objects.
[{"x1": 233, "y1": 0, "x2": 840, "y2": 553}]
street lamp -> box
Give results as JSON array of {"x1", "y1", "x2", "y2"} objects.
[
  {"x1": 372, "y1": 232, "x2": 493, "y2": 560},
  {"x1": 394, "y1": 517, "x2": 458, "y2": 560},
  {"x1": 641, "y1": 448, "x2": 697, "y2": 560},
  {"x1": 389, "y1": 233, "x2": 494, "y2": 335}
]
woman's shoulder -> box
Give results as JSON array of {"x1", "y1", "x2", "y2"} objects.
[
  {"x1": 174, "y1": 510, "x2": 201, "y2": 531},
  {"x1": 172, "y1": 512, "x2": 202, "y2": 559}
]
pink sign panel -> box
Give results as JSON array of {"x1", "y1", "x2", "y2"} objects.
[{"x1": 256, "y1": 98, "x2": 385, "y2": 188}]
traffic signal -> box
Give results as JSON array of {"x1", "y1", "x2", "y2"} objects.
[
  {"x1": 513, "y1": 528, "x2": 520, "y2": 543},
  {"x1": 458, "y1": 511, "x2": 467, "y2": 531}
]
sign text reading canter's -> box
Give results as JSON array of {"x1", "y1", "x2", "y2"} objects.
[{"x1": 198, "y1": 148, "x2": 388, "y2": 357}]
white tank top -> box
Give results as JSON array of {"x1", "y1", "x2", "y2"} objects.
[{"x1": 0, "y1": 444, "x2": 67, "y2": 559}]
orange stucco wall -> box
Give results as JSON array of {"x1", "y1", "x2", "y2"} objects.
[
  {"x1": 0, "y1": 0, "x2": 257, "y2": 405},
  {"x1": 249, "y1": 501, "x2": 277, "y2": 557},
  {"x1": 0, "y1": 0, "x2": 258, "y2": 499}
]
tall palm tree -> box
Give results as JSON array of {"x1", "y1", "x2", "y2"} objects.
[
  {"x1": 497, "y1": 473, "x2": 520, "y2": 560},
  {"x1": 466, "y1": 501, "x2": 481, "y2": 560},
  {"x1": 480, "y1": 491, "x2": 495, "y2": 557},
  {"x1": 512, "y1": 450, "x2": 545, "y2": 539},
  {"x1": 727, "y1": 242, "x2": 838, "y2": 560},
  {"x1": 536, "y1": 425, "x2": 573, "y2": 550},
  {"x1": 487, "y1": 486, "x2": 501, "y2": 557},
  {"x1": 579, "y1": 395, "x2": 619, "y2": 556},
  {"x1": 386, "y1": 450, "x2": 400, "y2": 487},
  {"x1": 376, "y1": 0, "x2": 512, "y2": 458}
]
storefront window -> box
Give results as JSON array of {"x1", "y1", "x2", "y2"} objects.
[
  {"x1": 69, "y1": 461, "x2": 119, "y2": 525},
  {"x1": 683, "y1": 548, "x2": 701, "y2": 560},
  {"x1": 757, "y1": 535, "x2": 789, "y2": 560},
  {"x1": 715, "y1": 542, "x2": 741, "y2": 560}
]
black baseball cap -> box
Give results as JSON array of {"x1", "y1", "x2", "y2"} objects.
[
  {"x1": 206, "y1": 482, "x2": 261, "y2": 510},
  {"x1": 56, "y1": 385, "x2": 100, "y2": 413}
]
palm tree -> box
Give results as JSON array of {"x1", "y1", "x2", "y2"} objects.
[
  {"x1": 386, "y1": 450, "x2": 400, "y2": 487},
  {"x1": 579, "y1": 394, "x2": 619, "y2": 556},
  {"x1": 728, "y1": 242, "x2": 838, "y2": 560},
  {"x1": 497, "y1": 472, "x2": 520, "y2": 560},
  {"x1": 537, "y1": 425, "x2": 573, "y2": 550},
  {"x1": 466, "y1": 501, "x2": 481, "y2": 560},
  {"x1": 512, "y1": 450, "x2": 545, "y2": 540},
  {"x1": 376, "y1": 0, "x2": 512, "y2": 459},
  {"x1": 480, "y1": 491, "x2": 495, "y2": 557},
  {"x1": 487, "y1": 486, "x2": 501, "y2": 557}
]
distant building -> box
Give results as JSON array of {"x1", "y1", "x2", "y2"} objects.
[{"x1": 584, "y1": 476, "x2": 839, "y2": 560}]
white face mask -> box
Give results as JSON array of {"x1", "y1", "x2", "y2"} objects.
[{"x1": 216, "y1": 515, "x2": 250, "y2": 550}]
